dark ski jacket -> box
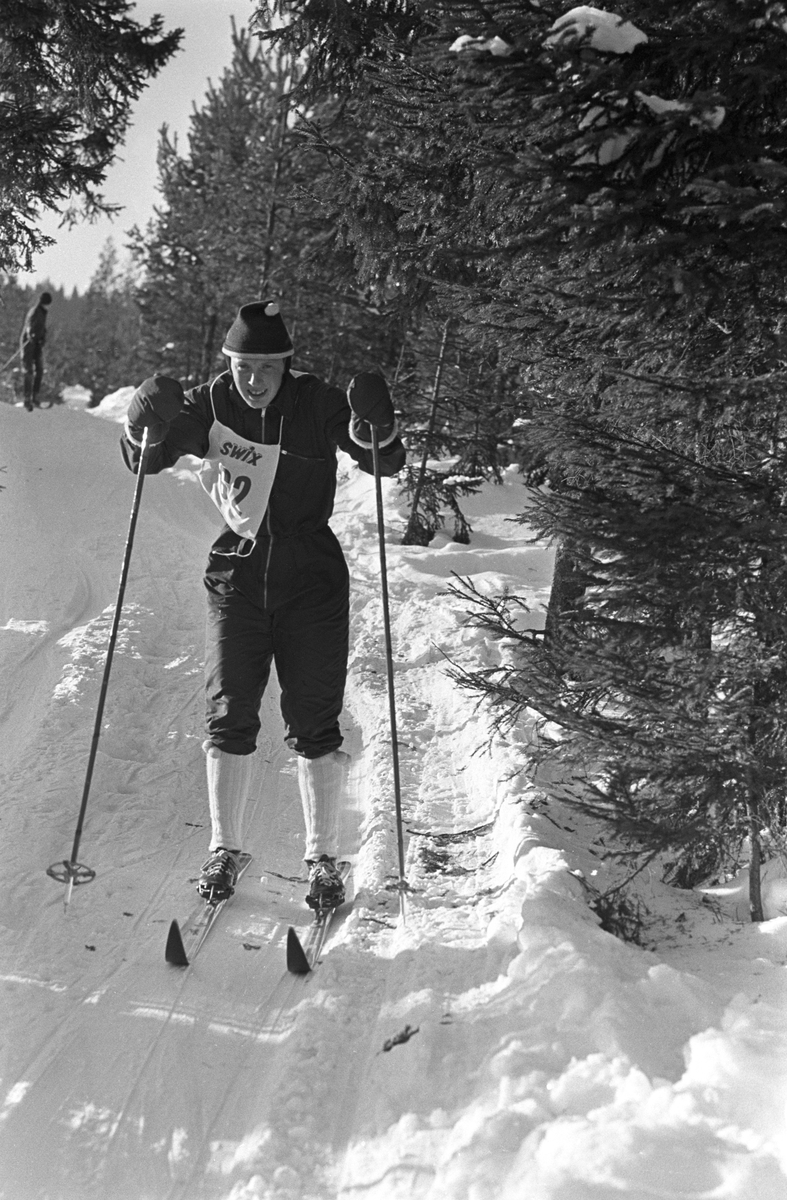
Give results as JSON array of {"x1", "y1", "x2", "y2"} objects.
[{"x1": 120, "y1": 369, "x2": 405, "y2": 547}]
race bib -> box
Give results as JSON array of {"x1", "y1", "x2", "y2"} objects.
[{"x1": 198, "y1": 416, "x2": 281, "y2": 539}]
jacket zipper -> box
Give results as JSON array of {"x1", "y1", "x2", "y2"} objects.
[
  {"x1": 262, "y1": 509, "x2": 274, "y2": 608},
  {"x1": 261, "y1": 408, "x2": 274, "y2": 607}
]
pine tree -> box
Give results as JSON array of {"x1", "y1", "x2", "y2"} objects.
[
  {"x1": 130, "y1": 27, "x2": 296, "y2": 382},
  {"x1": 449, "y1": 413, "x2": 787, "y2": 915},
  {"x1": 0, "y1": 1, "x2": 180, "y2": 273},
  {"x1": 396, "y1": 315, "x2": 519, "y2": 544},
  {"x1": 58, "y1": 240, "x2": 147, "y2": 402}
]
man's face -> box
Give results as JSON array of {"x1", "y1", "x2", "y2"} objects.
[{"x1": 230, "y1": 356, "x2": 286, "y2": 409}]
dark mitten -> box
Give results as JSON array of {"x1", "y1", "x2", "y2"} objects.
[
  {"x1": 347, "y1": 372, "x2": 395, "y2": 444},
  {"x1": 348, "y1": 372, "x2": 394, "y2": 426},
  {"x1": 127, "y1": 375, "x2": 184, "y2": 444}
]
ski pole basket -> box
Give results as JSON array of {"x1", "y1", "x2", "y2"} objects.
[{"x1": 46, "y1": 861, "x2": 96, "y2": 886}]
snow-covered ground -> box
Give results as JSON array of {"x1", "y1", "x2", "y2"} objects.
[{"x1": 1, "y1": 392, "x2": 786, "y2": 1200}]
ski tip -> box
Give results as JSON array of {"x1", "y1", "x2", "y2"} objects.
[
  {"x1": 286, "y1": 926, "x2": 311, "y2": 975},
  {"x1": 165, "y1": 919, "x2": 190, "y2": 967}
]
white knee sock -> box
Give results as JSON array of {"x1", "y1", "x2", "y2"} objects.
[
  {"x1": 205, "y1": 744, "x2": 253, "y2": 852},
  {"x1": 298, "y1": 750, "x2": 348, "y2": 861}
]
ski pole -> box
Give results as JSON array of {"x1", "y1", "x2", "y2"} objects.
[
  {"x1": 1, "y1": 348, "x2": 20, "y2": 372},
  {"x1": 48, "y1": 428, "x2": 152, "y2": 909},
  {"x1": 371, "y1": 427, "x2": 408, "y2": 918}
]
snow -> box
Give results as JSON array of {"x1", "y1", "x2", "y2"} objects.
[
  {"x1": 635, "y1": 91, "x2": 726, "y2": 131},
  {"x1": 1, "y1": 394, "x2": 786, "y2": 1200},
  {"x1": 61, "y1": 386, "x2": 93, "y2": 409},
  {"x1": 84, "y1": 385, "x2": 136, "y2": 424},
  {"x1": 450, "y1": 6, "x2": 648, "y2": 60},
  {"x1": 450, "y1": 34, "x2": 514, "y2": 57},
  {"x1": 545, "y1": 7, "x2": 648, "y2": 54}
]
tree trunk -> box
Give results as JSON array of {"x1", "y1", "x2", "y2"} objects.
[
  {"x1": 748, "y1": 804, "x2": 764, "y2": 922},
  {"x1": 747, "y1": 685, "x2": 766, "y2": 924},
  {"x1": 544, "y1": 537, "x2": 587, "y2": 643},
  {"x1": 402, "y1": 319, "x2": 451, "y2": 546}
]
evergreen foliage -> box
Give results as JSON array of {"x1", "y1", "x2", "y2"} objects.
[
  {"x1": 449, "y1": 416, "x2": 787, "y2": 898},
  {"x1": 130, "y1": 27, "x2": 401, "y2": 387},
  {"x1": 256, "y1": 3, "x2": 531, "y2": 534},
  {"x1": 253, "y1": 0, "x2": 787, "y2": 913},
  {"x1": 0, "y1": 0, "x2": 181, "y2": 273},
  {"x1": 65, "y1": 241, "x2": 149, "y2": 402},
  {"x1": 253, "y1": 0, "x2": 424, "y2": 98}
]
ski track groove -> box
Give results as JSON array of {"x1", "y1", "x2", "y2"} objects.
[
  {"x1": 161, "y1": 964, "x2": 312, "y2": 1200},
  {"x1": 107, "y1": 947, "x2": 288, "y2": 1198},
  {"x1": 99, "y1": 764, "x2": 304, "y2": 1192}
]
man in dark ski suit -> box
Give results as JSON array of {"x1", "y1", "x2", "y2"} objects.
[
  {"x1": 20, "y1": 291, "x2": 52, "y2": 410},
  {"x1": 121, "y1": 301, "x2": 405, "y2": 909}
]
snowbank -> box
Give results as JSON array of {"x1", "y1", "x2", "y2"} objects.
[{"x1": 83, "y1": 384, "x2": 135, "y2": 424}]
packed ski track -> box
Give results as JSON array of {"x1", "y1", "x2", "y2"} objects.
[{"x1": 1, "y1": 393, "x2": 786, "y2": 1200}]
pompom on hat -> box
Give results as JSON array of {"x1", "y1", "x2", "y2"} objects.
[{"x1": 222, "y1": 300, "x2": 294, "y2": 360}]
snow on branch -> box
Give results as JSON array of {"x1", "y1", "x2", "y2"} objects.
[
  {"x1": 450, "y1": 33, "x2": 514, "y2": 57},
  {"x1": 545, "y1": 6, "x2": 648, "y2": 54}
]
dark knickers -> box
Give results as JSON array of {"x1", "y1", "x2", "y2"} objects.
[{"x1": 203, "y1": 529, "x2": 350, "y2": 758}]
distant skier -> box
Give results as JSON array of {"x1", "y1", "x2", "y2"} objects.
[
  {"x1": 120, "y1": 301, "x2": 405, "y2": 911},
  {"x1": 20, "y1": 291, "x2": 52, "y2": 410}
]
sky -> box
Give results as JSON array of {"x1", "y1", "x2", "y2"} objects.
[{"x1": 23, "y1": 0, "x2": 256, "y2": 296}]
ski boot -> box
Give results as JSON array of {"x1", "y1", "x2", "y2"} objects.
[
  {"x1": 197, "y1": 847, "x2": 241, "y2": 904},
  {"x1": 306, "y1": 855, "x2": 345, "y2": 913}
]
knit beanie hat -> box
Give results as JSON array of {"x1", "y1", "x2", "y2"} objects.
[
  {"x1": 222, "y1": 301, "x2": 293, "y2": 359},
  {"x1": 40, "y1": 292, "x2": 52, "y2": 305}
]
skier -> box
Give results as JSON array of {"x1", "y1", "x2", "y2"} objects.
[
  {"x1": 121, "y1": 301, "x2": 405, "y2": 911},
  {"x1": 19, "y1": 291, "x2": 52, "y2": 410}
]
